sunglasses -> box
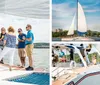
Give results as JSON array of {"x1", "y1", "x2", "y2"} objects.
[{"x1": 18, "y1": 31, "x2": 21, "y2": 32}]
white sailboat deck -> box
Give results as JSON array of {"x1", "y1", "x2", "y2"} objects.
[
  {"x1": 0, "y1": 71, "x2": 34, "y2": 85},
  {"x1": 0, "y1": 64, "x2": 47, "y2": 85},
  {"x1": 0, "y1": 81, "x2": 34, "y2": 85},
  {"x1": 52, "y1": 65, "x2": 100, "y2": 85}
]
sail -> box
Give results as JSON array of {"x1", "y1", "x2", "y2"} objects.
[
  {"x1": 77, "y1": 2, "x2": 87, "y2": 35},
  {"x1": 67, "y1": 15, "x2": 75, "y2": 35}
]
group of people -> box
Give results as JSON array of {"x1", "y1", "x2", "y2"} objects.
[
  {"x1": 58, "y1": 50, "x2": 66, "y2": 62},
  {"x1": 52, "y1": 49, "x2": 67, "y2": 67},
  {"x1": 69, "y1": 44, "x2": 97, "y2": 66},
  {"x1": 0, "y1": 24, "x2": 34, "y2": 71},
  {"x1": 52, "y1": 44, "x2": 97, "y2": 67}
]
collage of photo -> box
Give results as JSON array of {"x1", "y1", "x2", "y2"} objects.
[
  {"x1": 52, "y1": 0, "x2": 100, "y2": 85},
  {"x1": 0, "y1": 0, "x2": 100, "y2": 85}
]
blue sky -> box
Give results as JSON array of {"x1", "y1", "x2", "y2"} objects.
[{"x1": 52, "y1": 0, "x2": 100, "y2": 31}]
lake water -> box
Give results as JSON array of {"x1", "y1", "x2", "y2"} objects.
[
  {"x1": 2, "y1": 48, "x2": 49, "y2": 71},
  {"x1": 52, "y1": 37, "x2": 100, "y2": 41}
]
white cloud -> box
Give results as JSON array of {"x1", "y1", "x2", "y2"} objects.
[
  {"x1": 53, "y1": 3, "x2": 76, "y2": 18},
  {"x1": 52, "y1": 3, "x2": 76, "y2": 29},
  {"x1": 85, "y1": 9, "x2": 100, "y2": 12},
  {"x1": 81, "y1": 1, "x2": 100, "y2": 13},
  {"x1": 0, "y1": 13, "x2": 50, "y2": 42}
]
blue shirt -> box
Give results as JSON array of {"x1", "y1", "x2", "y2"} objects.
[
  {"x1": 25, "y1": 30, "x2": 34, "y2": 45},
  {"x1": 4, "y1": 34, "x2": 16, "y2": 48},
  {"x1": 59, "y1": 51, "x2": 65, "y2": 58},
  {"x1": 18, "y1": 33, "x2": 26, "y2": 48}
]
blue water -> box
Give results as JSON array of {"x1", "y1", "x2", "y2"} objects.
[
  {"x1": 52, "y1": 38, "x2": 61, "y2": 41},
  {"x1": 2, "y1": 49, "x2": 49, "y2": 71},
  {"x1": 8, "y1": 73, "x2": 50, "y2": 85},
  {"x1": 52, "y1": 37, "x2": 100, "y2": 41}
]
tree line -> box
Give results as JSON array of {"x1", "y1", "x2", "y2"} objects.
[{"x1": 52, "y1": 29, "x2": 100, "y2": 37}]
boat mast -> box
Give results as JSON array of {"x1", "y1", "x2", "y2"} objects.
[{"x1": 77, "y1": 0, "x2": 78, "y2": 35}]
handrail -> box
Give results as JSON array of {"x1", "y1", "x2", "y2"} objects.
[
  {"x1": 53, "y1": 69, "x2": 65, "y2": 78},
  {"x1": 52, "y1": 66, "x2": 60, "y2": 72}
]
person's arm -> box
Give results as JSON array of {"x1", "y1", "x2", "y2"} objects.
[
  {"x1": 18, "y1": 35, "x2": 25, "y2": 42},
  {"x1": 3, "y1": 34, "x2": 7, "y2": 46},
  {"x1": 21, "y1": 35, "x2": 26, "y2": 42},
  {"x1": 3, "y1": 40, "x2": 6, "y2": 46},
  {"x1": 0, "y1": 35, "x2": 4, "y2": 41},
  {"x1": 18, "y1": 39, "x2": 25, "y2": 42},
  {"x1": 0, "y1": 34, "x2": 2, "y2": 41},
  {"x1": 18, "y1": 39, "x2": 22, "y2": 42},
  {"x1": 26, "y1": 38, "x2": 32, "y2": 41},
  {"x1": 25, "y1": 33, "x2": 32, "y2": 41}
]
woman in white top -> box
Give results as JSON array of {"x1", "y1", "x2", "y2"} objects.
[{"x1": 0, "y1": 26, "x2": 16, "y2": 71}]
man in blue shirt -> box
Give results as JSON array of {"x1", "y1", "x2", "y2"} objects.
[
  {"x1": 18, "y1": 28, "x2": 26, "y2": 68},
  {"x1": 25, "y1": 24, "x2": 34, "y2": 70}
]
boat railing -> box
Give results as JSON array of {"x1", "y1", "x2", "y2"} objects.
[
  {"x1": 53, "y1": 68, "x2": 65, "y2": 80},
  {"x1": 52, "y1": 66, "x2": 76, "y2": 81},
  {"x1": 52, "y1": 66, "x2": 60, "y2": 72}
]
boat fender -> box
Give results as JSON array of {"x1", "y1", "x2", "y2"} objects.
[{"x1": 70, "y1": 60, "x2": 76, "y2": 69}]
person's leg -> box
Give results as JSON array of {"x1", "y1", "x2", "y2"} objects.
[
  {"x1": 28, "y1": 55, "x2": 33, "y2": 67},
  {"x1": 18, "y1": 49, "x2": 24, "y2": 67},
  {"x1": 70, "y1": 54, "x2": 73, "y2": 61},
  {"x1": 25, "y1": 44, "x2": 33, "y2": 70},
  {"x1": 0, "y1": 48, "x2": 4, "y2": 64},
  {"x1": 18, "y1": 49, "x2": 22, "y2": 66},
  {"x1": 21, "y1": 57, "x2": 25, "y2": 67},
  {"x1": 0, "y1": 46, "x2": 4, "y2": 63},
  {"x1": 9, "y1": 48, "x2": 15, "y2": 71},
  {"x1": 21, "y1": 49, "x2": 26, "y2": 67},
  {"x1": 0, "y1": 47, "x2": 9, "y2": 61},
  {"x1": 28, "y1": 44, "x2": 33, "y2": 67}
]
